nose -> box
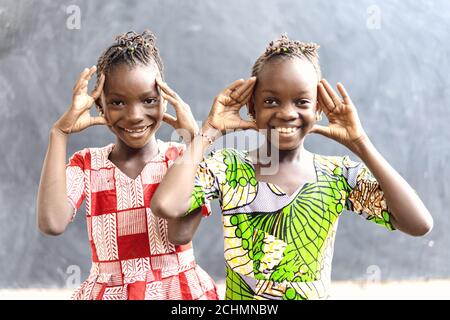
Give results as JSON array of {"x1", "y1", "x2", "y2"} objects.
[
  {"x1": 276, "y1": 102, "x2": 298, "y2": 121},
  {"x1": 126, "y1": 103, "x2": 145, "y2": 123}
]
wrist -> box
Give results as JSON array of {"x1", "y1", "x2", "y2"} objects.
[
  {"x1": 201, "y1": 122, "x2": 222, "y2": 140},
  {"x1": 347, "y1": 133, "x2": 373, "y2": 158},
  {"x1": 50, "y1": 125, "x2": 69, "y2": 140}
]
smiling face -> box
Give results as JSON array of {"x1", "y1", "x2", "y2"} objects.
[
  {"x1": 250, "y1": 57, "x2": 320, "y2": 151},
  {"x1": 98, "y1": 63, "x2": 165, "y2": 150}
]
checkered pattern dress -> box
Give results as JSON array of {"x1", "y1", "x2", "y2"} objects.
[{"x1": 66, "y1": 140, "x2": 218, "y2": 300}]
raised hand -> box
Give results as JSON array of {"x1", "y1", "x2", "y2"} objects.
[
  {"x1": 205, "y1": 77, "x2": 257, "y2": 133},
  {"x1": 156, "y1": 77, "x2": 199, "y2": 142},
  {"x1": 311, "y1": 79, "x2": 367, "y2": 151},
  {"x1": 54, "y1": 66, "x2": 106, "y2": 135}
]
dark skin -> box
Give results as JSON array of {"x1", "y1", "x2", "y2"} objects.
[
  {"x1": 98, "y1": 63, "x2": 163, "y2": 179},
  {"x1": 152, "y1": 56, "x2": 433, "y2": 240},
  {"x1": 248, "y1": 58, "x2": 319, "y2": 196},
  {"x1": 37, "y1": 63, "x2": 203, "y2": 239}
]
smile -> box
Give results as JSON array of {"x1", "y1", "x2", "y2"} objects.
[
  {"x1": 273, "y1": 127, "x2": 299, "y2": 134},
  {"x1": 121, "y1": 124, "x2": 152, "y2": 134}
]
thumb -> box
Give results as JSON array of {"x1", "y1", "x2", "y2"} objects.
[
  {"x1": 310, "y1": 124, "x2": 331, "y2": 137},
  {"x1": 239, "y1": 119, "x2": 258, "y2": 131},
  {"x1": 162, "y1": 113, "x2": 178, "y2": 128},
  {"x1": 90, "y1": 116, "x2": 108, "y2": 126}
]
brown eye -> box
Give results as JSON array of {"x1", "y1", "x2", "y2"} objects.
[
  {"x1": 144, "y1": 98, "x2": 158, "y2": 105},
  {"x1": 296, "y1": 99, "x2": 312, "y2": 107},
  {"x1": 264, "y1": 98, "x2": 278, "y2": 106},
  {"x1": 110, "y1": 100, "x2": 125, "y2": 106}
]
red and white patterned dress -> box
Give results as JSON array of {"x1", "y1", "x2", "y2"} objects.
[{"x1": 65, "y1": 140, "x2": 218, "y2": 300}]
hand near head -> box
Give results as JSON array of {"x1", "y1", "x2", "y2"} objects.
[
  {"x1": 206, "y1": 77, "x2": 258, "y2": 133},
  {"x1": 156, "y1": 77, "x2": 199, "y2": 143},
  {"x1": 311, "y1": 79, "x2": 367, "y2": 150},
  {"x1": 54, "y1": 66, "x2": 107, "y2": 135}
]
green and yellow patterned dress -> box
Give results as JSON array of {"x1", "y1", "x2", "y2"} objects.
[{"x1": 188, "y1": 148, "x2": 395, "y2": 300}]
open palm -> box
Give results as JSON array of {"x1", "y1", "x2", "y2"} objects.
[
  {"x1": 311, "y1": 79, "x2": 366, "y2": 149},
  {"x1": 207, "y1": 78, "x2": 257, "y2": 133},
  {"x1": 55, "y1": 66, "x2": 106, "y2": 134}
]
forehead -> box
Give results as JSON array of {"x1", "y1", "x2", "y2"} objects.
[
  {"x1": 256, "y1": 57, "x2": 318, "y2": 94},
  {"x1": 104, "y1": 63, "x2": 158, "y2": 94}
]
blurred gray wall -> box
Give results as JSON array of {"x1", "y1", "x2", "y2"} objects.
[{"x1": 0, "y1": 0, "x2": 449, "y2": 288}]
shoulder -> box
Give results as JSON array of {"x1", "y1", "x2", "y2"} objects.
[
  {"x1": 197, "y1": 148, "x2": 252, "y2": 180},
  {"x1": 314, "y1": 153, "x2": 361, "y2": 176},
  {"x1": 68, "y1": 144, "x2": 114, "y2": 170},
  {"x1": 157, "y1": 139, "x2": 186, "y2": 162},
  {"x1": 204, "y1": 148, "x2": 250, "y2": 166}
]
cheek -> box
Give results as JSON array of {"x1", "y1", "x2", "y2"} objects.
[
  {"x1": 103, "y1": 108, "x2": 115, "y2": 125},
  {"x1": 301, "y1": 108, "x2": 317, "y2": 120},
  {"x1": 254, "y1": 107, "x2": 269, "y2": 125},
  {"x1": 146, "y1": 104, "x2": 165, "y2": 128},
  {"x1": 154, "y1": 104, "x2": 165, "y2": 121}
]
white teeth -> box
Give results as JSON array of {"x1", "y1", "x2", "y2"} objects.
[
  {"x1": 123, "y1": 125, "x2": 150, "y2": 133},
  {"x1": 275, "y1": 127, "x2": 298, "y2": 134}
]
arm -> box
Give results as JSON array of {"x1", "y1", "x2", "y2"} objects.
[
  {"x1": 349, "y1": 136, "x2": 432, "y2": 236},
  {"x1": 37, "y1": 66, "x2": 106, "y2": 235},
  {"x1": 312, "y1": 79, "x2": 433, "y2": 236},
  {"x1": 167, "y1": 208, "x2": 203, "y2": 245},
  {"x1": 151, "y1": 77, "x2": 257, "y2": 220},
  {"x1": 37, "y1": 128, "x2": 73, "y2": 235}
]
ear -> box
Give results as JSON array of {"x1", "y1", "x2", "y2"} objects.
[
  {"x1": 95, "y1": 97, "x2": 104, "y2": 113},
  {"x1": 315, "y1": 98, "x2": 323, "y2": 118},
  {"x1": 95, "y1": 91, "x2": 107, "y2": 118},
  {"x1": 162, "y1": 98, "x2": 168, "y2": 113},
  {"x1": 246, "y1": 95, "x2": 256, "y2": 118}
]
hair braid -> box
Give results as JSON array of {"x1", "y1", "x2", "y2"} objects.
[
  {"x1": 95, "y1": 30, "x2": 164, "y2": 87},
  {"x1": 251, "y1": 34, "x2": 321, "y2": 80}
]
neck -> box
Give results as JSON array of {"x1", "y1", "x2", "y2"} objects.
[
  {"x1": 278, "y1": 144, "x2": 307, "y2": 163},
  {"x1": 255, "y1": 138, "x2": 308, "y2": 166},
  {"x1": 111, "y1": 136, "x2": 159, "y2": 163}
]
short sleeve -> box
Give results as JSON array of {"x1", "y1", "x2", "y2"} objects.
[
  {"x1": 343, "y1": 156, "x2": 396, "y2": 231},
  {"x1": 66, "y1": 151, "x2": 86, "y2": 221},
  {"x1": 186, "y1": 153, "x2": 221, "y2": 216},
  {"x1": 164, "y1": 141, "x2": 214, "y2": 217}
]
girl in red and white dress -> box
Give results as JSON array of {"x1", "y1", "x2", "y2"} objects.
[{"x1": 36, "y1": 30, "x2": 218, "y2": 300}]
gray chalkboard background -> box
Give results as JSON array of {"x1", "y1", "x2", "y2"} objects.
[{"x1": 0, "y1": 0, "x2": 449, "y2": 288}]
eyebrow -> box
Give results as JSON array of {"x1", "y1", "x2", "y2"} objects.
[
  {"x1": 106, "y1": 90, "x2": 159, "y2": 98},
  {"x1": 260, "y1": 88, "x2": 312, "y2": 95}
]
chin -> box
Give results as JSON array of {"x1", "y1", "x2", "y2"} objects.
[
  {"x1": 122, "y1": 140, "x2": 150, "y2": 149},
  {"x1": 277, "y1": 142, "x2": 302, "y2": 151},
  {"x1": 267, "y1": 136, "x2": 303, "y2": 151},
  {"x1": 116, "y1": 127, "x2": 158, "y2": 150}
]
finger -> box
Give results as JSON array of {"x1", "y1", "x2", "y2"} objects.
[
  {"x1": 238, "y1": 119, "x2": 258, "y2": 131},
  {"x1": 229, "y1": 84, "x2": 254, "y2": 108},
  {"x1": 160, "y1": 91, "x2": 185, "y2": 112},
  {"x1": 73, "y1": 68, "x2": 90, "y2": 92},
  {"x1": 230, "y1": 82, "x2": 256, "y2": 105},
  {"x1": 73, "y1": 80, "x2": 89, "y2": 97},
  {"x1": 162, "y1": 113, "x2": 178, "y2": 128},
  {"x1": 321, "y1": 79, "x2": 342, "y2": 106},
  {"x1": 239, "y1": 82, "x2": 256, "y2": 102},
  {"x1": 90, "y1": 73, "x2": 105, "y2": 99},
  {"x1": 223, "y1": 79, "x2": 245, "y2": 95},
  {"x1": 309, "y1": 124, "x2": 331, "y2": 137},
  {"x1": 336, "y1": 82, "x2": 352, "y2": 105},
  {"x1": 157, "y1": 79, "x2": 181, "y2": 101},
  {"x1": 230, "y1": 86, "x2": 254, "y2": 109},
  {"x1": 318, "y1": 83, "x2": 335, "y2": 113},
  {"x1": 78, "y1": 79, "x2": 89, "y2": 94},
  {"x1": 90, "y1": 116, "x2": 108, "y2": 126},
  {"x1": 84, "y1": 65, "x2": 97, "y2": 81},
  {"x1": 230, "y1": 77, "x2": 256, "y2": 100}
]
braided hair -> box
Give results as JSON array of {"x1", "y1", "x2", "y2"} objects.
[
  {"x1": 251, "y1": 34, "x2": 321, "y2": 81},
  {"x1": 95, "y1": 30, "x2": 164, "y2": 87}
]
